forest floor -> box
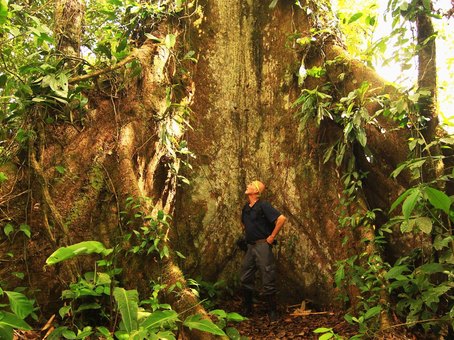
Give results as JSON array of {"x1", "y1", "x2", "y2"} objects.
[{"x1": 222, "y1": 297, "x2": 425, "y2": 340}]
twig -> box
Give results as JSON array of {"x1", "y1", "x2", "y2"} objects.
[
  {"x1": 29, "y1": 145, "x2": 68, "y2": 239},
  {"x1": 68, "y1": 54, "x2": 137, "y2": 84},
  {"x1": 376, "y1": 317, "x2": 443, "y2": 333}
]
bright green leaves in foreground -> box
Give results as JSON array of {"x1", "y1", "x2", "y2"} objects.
[
  {"x1": 46, "y1": 241, "x2": 113, "y2": 265},
  {"x1": 0, "y1": 0, "x2": 8, "y2": 25},
  {"x1": 44, "y1": 236, "x2": 244, "y2": 339},
  {"x1": 0, "y1": 290, "x2": 34, "y2": 340}
]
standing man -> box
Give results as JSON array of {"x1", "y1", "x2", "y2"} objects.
[{"x1": 240, "y1": 180, "x2": 286, "y2": 322}]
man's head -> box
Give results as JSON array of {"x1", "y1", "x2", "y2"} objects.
[{"x1": 245, "y1": 180, "x2": 265, "y2": 197}]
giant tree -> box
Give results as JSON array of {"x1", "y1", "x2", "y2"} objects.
[{"x1": 0, "y1": 0, "x2": 452, "y2": 337}]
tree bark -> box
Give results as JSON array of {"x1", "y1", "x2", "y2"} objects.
[
  {"x1": 54, "y1": 0, "x2": 85, "y2": 58},
  {"x1": 0, "y1": 0, "x2": 438, "y2": 320}
]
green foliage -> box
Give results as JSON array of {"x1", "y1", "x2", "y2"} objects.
[
  {"x1": 0, "y1": 288, "x2": 34, "y2": 340},
  {"x1": 313, "y1": 327, "x2": 343, "y2": 340},
  {"x1": 113, "y1": 288, "x2": 139, "y2": 333},
  {"x1": 2, "y1": 222, "x2": 31, "y2": 240},
  {"x1": 46, "y1": 241, "x2": 113, "y2": 265},
  {"x1": 46, "y1": 235, "x2": 243, "y2": 339},
  {"x1": 187, "y1": 277, "x2": 229, "y2": 310},
  {"x1": 183, "y1": 314, "x2": 226, "y2": 336},
  {"x1": 122, "y1": 197, "x2": 172, "y2": 259}
]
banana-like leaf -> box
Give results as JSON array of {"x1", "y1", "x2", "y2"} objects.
[
  {"x1": 113, "y1": 288, "x2": 138, "y2": 333},
  {"x1": 46, "y1": 241, "x2": 113, "y2": 265}
]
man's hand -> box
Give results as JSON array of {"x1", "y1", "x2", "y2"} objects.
[{"x1": 266, "y1": 235, "x2": 275, "y2": 244}]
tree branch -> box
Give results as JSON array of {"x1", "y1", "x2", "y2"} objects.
[{"x1": 68, "y1": 54, "x2": 137, "y2": 84}]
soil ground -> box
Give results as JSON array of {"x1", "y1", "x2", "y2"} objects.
[{"x1": 221, "y1": 297, "x2": 428, "y2": 340}]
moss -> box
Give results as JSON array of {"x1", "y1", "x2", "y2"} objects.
[
  {"x1": 89, "y1": 164, "x2": 104, "y2": 191},
  {"x1": 65, "y1": 163, "x2": 105, "y2": 227}
]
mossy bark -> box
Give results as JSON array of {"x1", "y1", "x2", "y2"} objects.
[{"x1": 0, "y1": 1, "x2": 439, "y2": 325}]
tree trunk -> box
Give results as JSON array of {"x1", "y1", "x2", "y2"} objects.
[
  {"x1": 0, "y1": 0, "x2": 433, "y2": 320},
  {"x1": 173, "y1": 0, "x2": 411, "y2": 307}
]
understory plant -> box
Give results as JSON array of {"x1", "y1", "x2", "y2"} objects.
[{"x1": 44, "y1": 237, "x2": 245, "y2": 339}]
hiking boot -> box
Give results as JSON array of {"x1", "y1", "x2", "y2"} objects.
[
  {"x1": 265, "y1": 294, "x2": 279, "y2": 322},
  {"x1": 241, "y1": 289, "x2": 254, "y2": 317}
]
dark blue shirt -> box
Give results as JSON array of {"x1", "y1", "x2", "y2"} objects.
[{"x1": 241, "y1": 200, "x2": 281, "y2": 242}]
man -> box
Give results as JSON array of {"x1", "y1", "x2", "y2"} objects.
[{"x1": 240, "y1": 180, "x2": 286, "y2": 322}]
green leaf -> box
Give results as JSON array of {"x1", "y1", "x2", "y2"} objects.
[
  {"x1": 418, "y1": 263, "x2": 444, "y2": 274},
  {"x1": 364, "y1": 306, "x2": 381, "y2": 320},
  {"x1": 390, "y1": 188, "x2": 414, "y2": 212},
  {"x1": 164, "y1": 34, "x2": 176, "y2": 49},
  {"x1": 402, "y1": 189, "x2": 420, "y2": 219},
  {"x1": 19, "y1": 224, "x2": 31, "y2": 238},
  {"x1": 319, "y1": 333, "x2": 334, "y2": 340},
  {"x1": 391, "y1": 161, "x2": 409, "y2": 179},
  {"x1": 3, "y1": 223, "x2": 14, "y2": 237},
  {"x1": 74, "y1": 303, "x2": 101, "y2": 313},
  {"x1": 313, "y1": 327, "x2": 332, "y2": 333},
  {"x1": 62, "y1": 329, "x2": 77, "y2": 339},
  {"x1": 113, "y1": 288, "x2": 138, "y2": 333},
  {"x1": 424, "y1": 187, "x2": 451, "y2": 214},
  {"x1": 348, "y1": 12, "x2": 363, "y2": 24},
  {"x1": 0, "y1": 172, "x2": 8, "y2": 183},
  {"x1": 269, "y1": 0, "x2": 279, "y2": 9},
  {"x1": 96, "y1": 326, "x2": 112, "y2": 339},
  {"x1": 414, "y1": 217, "x2": 432, "y2": 234},
  {"x1": 55, "y1": 166, "x2": 66, "y2": 174},
  {"x1": 5, "y1": 291, "x2": 33, "y2": 319},
  {"x1": 0, "y1": 311, "x2": 32, "y2": 330},
  {"x1": 46, "y1": 241, "x2": 113, "y2": 265},
  {"x1": 226, "y1": 312, "x2": 247, "y2": 322},
  {"x1": 209, "y1": 309, "x2": 227, "y2": 318},
  {"x1": 0, "y1": 0, "x2": 8, "y2": 25},
  {"x1": 385, "y1": 265, "x2": 409, "y2": 280},
  {"x1": 59, "y1": 305, "x2": 71, "y2": 319},
  {"x1": 183, "y1": 314, "x2": 226, "y2": 336},
  {"x1": 334, "y1": 265, "x2": 345, "y2": 287},
  {"x1": 0, "y1": 324, "x2": 13, "y2": 340},
  {"x1": 356, "y1": 128, "x2": 367, "y2": 147},
  {"x1": 140, "y1": 310, "x2": 178, "y2": 331},
  {"x1": 433, "y1": 235, "x2": 452, "y2": 250},
  {"x1": 225, "y1": 327, "x2": 241, "y2": 340}
]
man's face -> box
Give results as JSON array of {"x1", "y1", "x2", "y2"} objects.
[{"x1": 245, "y1": 182, "x2": 259, "y2": 195}]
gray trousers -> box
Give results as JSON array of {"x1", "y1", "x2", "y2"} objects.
[{"x1": 240, "y1": 242, "x2": 277, "y2": 296}]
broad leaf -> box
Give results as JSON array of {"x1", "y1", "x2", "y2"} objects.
[
  {"x1": 59, "y1": 305, "x2": 71, "y2": 319},
  {"x1": 141, "y1": 310, "x2": 178, "y2": 331},
  {"x1": 319, "y1": 333, "x2": 334, "y2": 340},
  {"x1": 19, "y1": 224, "x2": 31, "y2": 238},
  {"x1": 364, "y1": 306, "x2": 381, "y2": 320},
  {"x1": 402, "y1": 189, "x2": 420, "y2": 219},
  {"x1": 348, "y1": 12, "x2": 363, "y2": 24},
  {"x1": 3, "y1": 223, "x2": 13, "y2": 237},
  {"x1": 418, "y1": 263, "x2": 444, "y2": 274},
  {"x1": 385, "y1": 265, "x2": 409, "y2": 280},
  {"x1": 183, "y1": 314, "x2": 226, "y2": 336},
  {"x1": 46, "y1": 241, "x2": 113, "y2": 265},
  {"x1": 424, "y1": 187, "x2": 451, "y2": 214},
  {"x1": 0, "y1": 324, "x2": 13, "y2": 340},
  {"x1": 209, "y1": 309, "x2": 226, "y2": 318},
  {"x1": 393, "y1": 191, "x2": 416, "y2": 214},
  {"x1": 5, "y1": 291, "x2": 33, "y2": 319},
  {"x1": 414, "y1": 217, "x2": 432, "y2": 234},
  {"x1": 334, "y1": 265, "x2": 345, "y2": 287},
  {"x1": 164, "y1": 34, "x2": 176, "y2": 49},
  {"x1": 0, "y1": 311, "x2": 32, "y2": 330},
  {"x1": 313, "y1": 327, "x2": 332, "y2": 333},
  {"x1": 113, "y1": 288, "x2": 138, "y2": 333},
  {"x1": 226, "y1": 312, "x2": 247, "y2": 322},
  {"x1": 0, "y1": 0, "x2": 8, "y2": 25}
]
